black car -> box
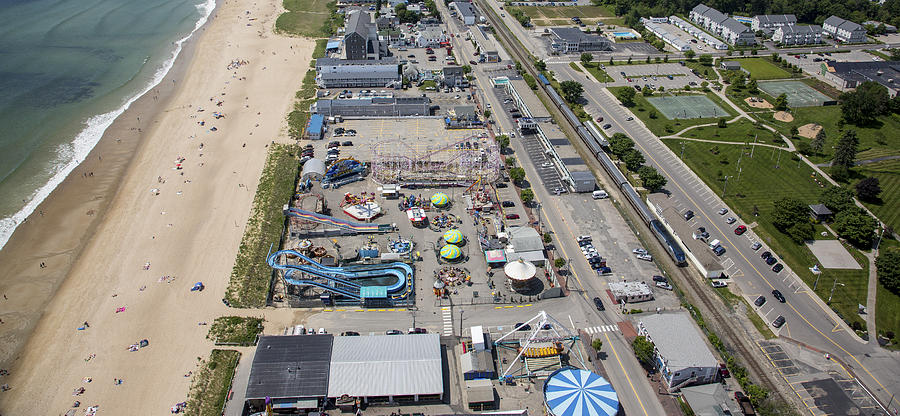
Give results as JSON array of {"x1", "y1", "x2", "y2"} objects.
[
  {"x1": 683, "y1": 210, "x2": 694, "y2": 221},
  {"x1": 593, "y1": 297, "x2": 605, "y2": 311},
  {"x1": 765, "y1": 256, "x2": 778, "y2": 266},
  {"x1": 541, "y1": 323, "x2": 552, "y2": 330},
  {"x1": 761, "y1": 251, "x2": 772, "y2": 260},
  {"x1": 754, "y1": 296, "x2": 766, "y2": 307},
  {"x1": 501, "y1": 201, "x2": 515, "y2": 207},
  {"x1": 515, "y1": 323, "x2": 531, "y2": 331},
  {"x1": 772, "y1": 290, "x2": 785, "y2": 303},
  {"x1": 341, "y1": 331, "x2": 360, "y2": 336},
  {"x1": 496, "y1": 182, "x2": 508, "y2": 188},
  {"x1": 341, "y1": 140, "x2": 353, "y2": 146},
  {"x1": 602, "y1": 123, "x2": 612, "y2": 129},
  {"x1": 385, "y1": 329, "x2": 403, "y2": 335},
  {"x1": 652, "y1": 275, "x2": 667, "y2": 283},
  {"x1": 772, "y1": 263, "x2": 784, "y2": 273},
  {"x1": 772, "y1": 315, "x2": 786, "y2": 328}
]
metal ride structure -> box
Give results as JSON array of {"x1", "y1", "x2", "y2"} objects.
[
  {"x1": 371, "y1": 134, "x2": 502, "y2": 187},
  {"x1": 494, "y1": 311, "x2": 587, "y2": 379}
]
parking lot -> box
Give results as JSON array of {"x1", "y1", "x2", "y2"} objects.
[{"x1": 586, "y1": 62, "x2": 704, "y2": 89}]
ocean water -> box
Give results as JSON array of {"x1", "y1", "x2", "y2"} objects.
[{"x1": 0, "y1": 0, "x2": 215, "y2": 250}]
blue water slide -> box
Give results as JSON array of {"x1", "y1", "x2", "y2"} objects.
[
  {"x1": 282, "y1": 274, "x2": 362, "y2": 300},
  {"x1": 268, "y1": 250, "x2": 411, "y2": 293}
]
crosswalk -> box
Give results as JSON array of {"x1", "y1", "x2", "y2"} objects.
[
  {"x1": 442, "y1": 307, "x2": 453, "y2": 336},
  {"x1": 583, "y1": 324, "x2": 619, "y2": 335}
]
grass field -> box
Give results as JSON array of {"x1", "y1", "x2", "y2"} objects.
[
  {"x1": 664, "y1": 141, "x2": 869, "y2": 330},
  {"x1": 681, "y1": 119, "x2": 784, "y2": 144},
  {"x1": 682, "y1": 61, "x2": 718, "y2": 80},
  {"x1": 730, "y1": 58, "x2": 794, "y2": 80},
  {"x1": 854, "y1": 159, "x2": 900, "y2": 233},
  {"x1": 611, "y1": 87, "x2": 737, "y2": 136},
  {"x1": 518, "y1": 5, "x2": 613, "y2": 19},
  {"x1": 583, "y1": 62, "x2": 613, "y2": 82},
  {"x1": 276, "y1": 0, "x2": 337, "y2": 38},
  {"x1": 876, "y1": 280, "x2": 900, "y2": 348}
]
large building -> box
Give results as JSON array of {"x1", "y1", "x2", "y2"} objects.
[
  {"x1": 689, "y1": 4, "x2": 756, "y2": 46},
  {"x1": 773, "y1": 24, "x2": 823, "y2": 45},
  {"x1": 638, "y1": 313, "x2": 720, "y2": 390},
  {"x1": 750, "y1": 14, "x2": 796, "y2": 32},
  {"x1": 549, "y1": 27, "x2": 611, "y2": 53},
  {"x1": 641, "y1": 18, "x2": 691, "y2": 51},
  {"x1": 823, "y1": 16, "x2": 868, "y2": 43},
  {"x1": 244, "y1": 334, "x2": 444, "y2": 414},
  {"x1": 416, "y1": 25, "x2": 448, "y2": 48},
  {"x1": 315, "y1": 60, "x2": 400, "y2": 88},
  {"x1": 450, "y1": 1, "x2": 478, "y2": 25},
  {"x1": 313, "y1": 96, "x2": 432, "y2": 117},
  {"x1": 822, "y1": 60, "x2": 900, "y2": 97},
  {"x1": 344, "y1": 10, "x2": 385, "y2": 60},
  {"x1": 669, "y1": 16, "x2": 728, "y2": 50}
]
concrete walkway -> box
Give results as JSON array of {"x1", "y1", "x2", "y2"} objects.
[
  {"x1": 815, "y1": 155, "x2": 900, "y2": 168},
  {"x1": 864, "y1": 250, "x2": 879, "y2": 345}
]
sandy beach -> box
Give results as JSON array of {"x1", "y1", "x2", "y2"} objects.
[{"x1": 0, "y1": 0, "x2": 313, "y2": 412}]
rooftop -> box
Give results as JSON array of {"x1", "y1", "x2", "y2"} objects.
[
  {"x1": 640, "y1": 313, "x2": 718, "y2": 371},
  {"x1": 809, "y1": 203, "x2": 834, "y2": 216},
  {"x1": 549, "y1": 27, "x2": 608, "y2": 43},
  {"x1": 609, "y1": 281, "x2": 652, "y2": 296},
  {"x1": 778, "y1": 24, "x2": 822, "y2": 34},
  {"x1": 246, "y1": 335, "x2": 333, "y2": 400},
  {"x1": 453, "y1": 1, "x2": 477, "y2": 17},
  {"x1": 754, "y1": 14, "x2": 797, "y2": 24},
  {"x1": 507, "y1": 226, "x2": 544, "y2": 253},
  {"x1": 328, "y1": 334, "x2": 443, "y2": 398}
]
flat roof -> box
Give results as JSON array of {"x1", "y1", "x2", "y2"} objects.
[
  {"x1": 307, "y1": 114, "x2": 325, "y2": 134},
  {"x1": 647, "y1": 194, "x2": 723, "y2": 277},
  {"x1": 508, "y1": 78, "x2": 551, "y2": 119},
  {"x1": 640, "y1": 313, "x2": 718, "y2": 371},
  {"x1": 328, "y1": 334, "x2": 443, "y2": 398},
  {"x1": 466, "y1": 379, "x2": 495, "y2": 403},
  {"x1": 246, "y1": 335, "x2": 333, "y2": 400}
]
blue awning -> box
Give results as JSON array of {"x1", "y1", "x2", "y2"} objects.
[{"x1": 326, "y1": 41, "x2": 341, "y2": 50}]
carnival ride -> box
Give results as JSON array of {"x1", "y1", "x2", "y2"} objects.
[
  {"x1": 371, "y1": 136, "x2": 501, "y2": 186},
  {"x1": 267, "y1": 249, "x2": 413, "y2": 303},
  {"x1": 284, "y1": 207, "x2": 394, "y2": 235},
  {"x1": 494, "y1": 311, "x2": 587, "y2": 379}
]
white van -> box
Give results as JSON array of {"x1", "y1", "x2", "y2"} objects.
[
  {"x1": 708, "y1": 239, "x2": 721, "y2": 250},
  {"x1": 592, "y1": 190, "x2": 608, "y2": 199}
]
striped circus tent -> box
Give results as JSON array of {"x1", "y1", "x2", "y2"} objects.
[
  {"x1": 544, "y1": 368, "x2": 619, "y2": 416},
  {"x1": 439, "y1": 244, "x2": 461, "y2": 260},
  {"x1": 443, "y1": 229, "x2": 464, "y2": 244},
  {"x1": 430, "y1": 192, "x2": 450, "y2": 207}
]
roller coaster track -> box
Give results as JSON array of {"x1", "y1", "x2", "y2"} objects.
[{"x1": 474, "y1": 0, "x2": 786, "y2": 401}]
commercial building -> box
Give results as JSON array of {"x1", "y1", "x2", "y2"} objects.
[
  {"x1": 502, "y1": 76, "x2": 552, "y2": 121},
  {"x1": 821, "y1": 60, "x2": 900, "y2": 97},
  {"x1": 549, "y1": 27, "x2": 611, "y2": 53},
  {"x1": 669, "y1": 16, "x2": 728, "y2": 50},
  {"x1": 504, "y1": 226, "x2": 546, "y2": 265},
  {"x1": 244, "y1": 335, "x2": 333, "y2": 413},
  {"x1": 445, "y1": 106, "x2": 482, "y2": 128},
  {"x1": 689, "y1": 4, "x2": 756, "y2": 45},
  {"x1": 470, "y1": 25, "x2": 499, "y2": 62},
  {"x1": 608, "y1": 281, "x2": 653, "y2": 303},
  {"x1": 773, "y1": 24, "x2": 823, "y2": 45},
  {"x1": 641, "y1": 18, "x2": 691, "y2": 52},
  {"x1": 415, "y1": 26, "x2": 448, "y2": 48},
  {"x1": 450, "y1": 1, "x2": 478, "y2": 25},
  {"x1": 638, "y1": 313, "x2": 719, "y2": 390},
  {"x1": 680, "y1": 383, "x2": 741, "y2": 415},
  {"x1": 315, "y1": 61, "x2": 400, "y2": 88},
  {"x1": 569, "y1": 171, "x2": 596, "y2": 193},
  {"x1": 313, "y1": 96, "x2": 432, "y2": 117},
  {"x1": 306, "y1": 114, "x2": 325, "y2": 140},
  {"x1": 344, "y1": 10, "x2": 385, "y2": 60},
  {"x1": 442, "y1": 65, "x2": 467, "y2": 88},
  {"x1": 823, "y1": 16, "x2": 868, "y2": 43},
  {"x1": 750, "y1": 14, "x2": 796, "y2": 32},
  {"x1": 863, "y1": 20, "x2": 897, "y2": 33}
]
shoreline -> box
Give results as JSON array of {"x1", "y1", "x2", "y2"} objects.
[{"x1": 0, "y1": 1, "x2": 215, "y2": 371}]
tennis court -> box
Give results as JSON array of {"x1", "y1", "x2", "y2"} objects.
[
  {"x1": 758, "y1": 80, "x2": 831, "y2": 107},
  {"x1": 646, "y1": 95, "x2": 728, "y2": 119}
]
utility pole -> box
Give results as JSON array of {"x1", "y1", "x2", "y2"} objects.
[
  {"x1": 459, "y1": 309, "x2": 464, "y2": 336},
  {"x1": 680, "y1": 141, "x2": 686, "y2": 159},
  {"x1": 750, "y1": 135, "x2": 757, "y2": 158},
  {"x1": 828, "y1": 278, "x2": 844, "y2": 304},
  {"x1": 775, "y1": 149, "x2": 782, "y2": 169},
  {"x1": 722, "y1": 175, "x2": 732, "y2": 197}
]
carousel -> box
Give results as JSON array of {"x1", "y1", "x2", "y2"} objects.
[
  {"x1": 504, "y1": 259, "x2": 537, "y2": 291},
  {"x1": 389, "y1": 237, "x2": 414, "y2": 255},
  {"x1": 430, "y1": 192, "x2": 450, "y2": 208},
  {"x1": 433, "y1": 266, "x2": 471, "y2": 296},
  {"x1": 439, "y1": 244, "x2": 463, "y2": 262}
]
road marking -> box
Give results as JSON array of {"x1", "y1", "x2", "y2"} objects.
[
  {"x1": 442, "y1": 307, "x2": 453, "y2": 336},
  {"x1": 832, "y1": 324, "x2": 844, "y2": 333},
  {"x1": 584, "y1": 325, "x2": 619, "y2": 334},
  {"x1": 605, "y1": 332, "x2": 649, "y2": 416}
]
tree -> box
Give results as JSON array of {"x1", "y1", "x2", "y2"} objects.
[
  {"x1": 717, "y1": 118, "x2": 727, "y2": 128},
  {"x1": 641, "y1": 85, "x2": 653, "y2": 96},
  {"x1": 832, "y1": 130, "x2": 859, "y2": 169},
  {"x1": 497, "y1": 134, "x2": 510, "y2": 149},
  {"x1": 580, "y1": 53, "x2": 592, "y2": 66},
  {"x1": 747, "y1": 78, "x2": 759, "y2": 93},
  {"x1": 535, "y1": 59, "x2": 547, "y2": 72},
  {"x1": 649, "y1": 110, "x2": 658, "y2": 119},
  {"x1": 462, "y1": 64, "x2": 472, "y2": 74},
  {"x1": 559, "y1": 80, "x2": 584, "y2": 103},
  {"x1": 833, "y1": 208, "x2": 876, "y2": 248},
  {"x1": 616, "y1": 86, "x2": 636, "y2": 107},
  {"x1": 483, "y1": 109, "x2": 491, "y2": 119},
  {"x1": 591, "y1": 338, "x2": 603, "y2": 351},
  {"x1": 609, "y1": 57, "x2": 614, "y2": 66},
  {"x1": 627, "y1": 56, "x2": 632, "y2": 64},
  {"x1": 638, "y1": 165, "x2": 667, "y2": 192},
  {"x1": 543, "y1": 232, "x2": 552, "y2": 244},
  {"x1": 632, "y1": 336, "x2": 656, "y2": 367},
  {"x1": 840, "y1": 81, "x2": 890, "y2": 125},
  {"x1": 554, "y1": 257, "x2": 566, "y2": 269},
  {"x1": 819, "y1": 186, "x2": 855, "y2": 213},
  {"x1": 504, "y1": 156, "x2": 516, "y2": 167},
  {"x1": 609, "y1": 133, "x2": 634, "y2": 157},
  {"x1": 622, "y1": 149, "x2": 645, "y2": 171},
  {"x1": 889, "y1": 48, "x2": 900, "y2": 61},
  {"x1": 811, "y1": 128, "x2": 826, "y2": 154},
  {"x1": 664, "y1": 54, "x2": 669, "y2": 62},
  {"x1": 520, "y1": 188, "x2": 535, "y2": 204},
  {"x1": 774, "y1": 93, "x2": 789, "y2": 111},
  {"x1": 684, "y1": 50, "x2": 696, "y2": 60},
  {"x1": 509, "y1": 167, "x2": 525, "y2": 184},
  {"x1": 771, "y1": 197, "x2": 814, "y2": 243},
  {"x1": 645, "y1": 56, "x2": 651, "y2": 63},
  {"x1": 856, "y1": 177, "x2": 882, "y2": 202},
  {"x1": 876, "y1": 249, "x2": 900, "y2": 295},
  {"x1": 698, "y1": 54, "x2": 713, "y2": 66}
]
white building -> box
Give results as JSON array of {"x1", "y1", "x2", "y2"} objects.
[
  {"x1": 689, "y1": 4, "x2": 756, "y2": 46},
  {"x1": 641, "y1": 18, "x2": 691, "y2": 51},
  {"x1": 415, "y1": 26, "x2": 448, "y2": 48},
  {"x1": 823, "y1": 16, "x2": 868, "y2": 43},
  {"x1": 773, "y1": 24, "x2": 823, "y2": 45},
  {"x1": 751, "y1": 14, "x2": 796, "y2": 32},
  {"x1": 450, "y1": 1, "x2": 477, "y2": 25},
  {"x1": 638, "y1": 313, "x2": 720, "y2": 391},
  {"x1": 669, "y1": 16, "x2": 728, "y2": 50},
  {"x1": 608, "y1": 282, "x2": 653, "y2": 303}
]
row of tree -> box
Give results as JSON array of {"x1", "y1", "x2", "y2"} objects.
[{"x1": 608, "y1": 133, "x2": 668, "y2": 191}]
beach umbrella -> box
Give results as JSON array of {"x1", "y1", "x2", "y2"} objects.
[
  {"x1": 439, "y1": 244, "x2": 461, "y2": 260},
  {"x1": 431, "y1": 192, "x2": 450, "y2": 207},
  {"x1": 544, "y1": 368, "x2": 619, "y2": 416},
  {"x1": 443, "y1": 229, "x2": 464, "y2": 244}
]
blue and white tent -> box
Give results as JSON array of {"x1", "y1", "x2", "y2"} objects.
[{"x1": 544, "y1": 368, "x2": 619, "y2": 416}]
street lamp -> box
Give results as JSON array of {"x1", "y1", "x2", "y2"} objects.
[
  {"x1": 828, "y1": 279, "x2": 845, "y2": 304},
  {"x1": 722, "y1": 175, "x2": 732, "y2": 197}
]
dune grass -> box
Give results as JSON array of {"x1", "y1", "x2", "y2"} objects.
[{"x1": 185, "y1": 349, "x2": 241, "y2": 416}]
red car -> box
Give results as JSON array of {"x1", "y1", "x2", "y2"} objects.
[
  {"x1": 505, "y1": 214, "x2": 520, "y2": 220},
  {"x1": 734, "y1": 225, "x2": 747, "y2": 235}
]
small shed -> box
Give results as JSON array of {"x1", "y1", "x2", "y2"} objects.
[
  {"x1": 465, "y1": 379, "x2": 496, "y2": 410},
  {"x1": 306, "y1": 114, "x2": 325, "y2": 140},
  {"x1": 301, "y1": 158, "x2": 326, "y2": 181},
  {"x1": 721, "y1": 61, "x2": 742, "y2": 71},
  {"x1": 809, "y1": 204, "x2": 834, "y2": 222},
  {"x1": 570, "y1": 170, "x2": 596, "y2": 193},
  {"x1": 460, "y1": 349, "x2": 495, "y2": 380}
]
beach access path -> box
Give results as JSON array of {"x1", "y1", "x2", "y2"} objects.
[{"x1": 0, "y1": 0, "x2": 314, "y2": 413}]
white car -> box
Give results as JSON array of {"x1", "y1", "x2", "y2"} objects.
[
  {"x1": 726, "y1": 217, "x2": 736, "y2": 224},
  {"x1": 636, "y1": 253, "x2": 653, "y2": 261},
  {"x1": 655, "y1": 281, "x2": 673, "y2": 290},
  {"x1": 711, "y1": 280, "x2": 728, "y2": 288},
  {"x1": 632, "y1": 248, "x2": 648, "y2": 255}
]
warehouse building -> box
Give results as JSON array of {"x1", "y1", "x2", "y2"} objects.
[
  {"x1": 450, "y1": 1, "x2": 478, "y2": 25},
  {"x1": 823, "y1": 16, "x2": 868, "y2": 43},
  {"x1": 549, "y1": 27, "x2": 611, "y2": 53},
  {"x1": 773, "y1": 24, "x2": 822, "y2": 45},
  {"x1": 244, "y1": 335, "x2": 333, "y2": 413},
  {"x1": 504, "y1": 226, "x2": 546, "y2": 265},
  {"x1": 821, "y1": 60, "x2": 900, "y2": 97},
  {"x1": 641, "y1": 18, "x2": 691, "y2": 51},
  {"x1": 638, "y1": 313, "x2": 719, "y2": 390},
  {"x1": 314, "y1": 96, "x2": 432, "y2": 117}
]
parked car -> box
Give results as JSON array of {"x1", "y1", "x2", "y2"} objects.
[
  {"x1": 772, "y1": 315, "x2": 786, "y2": 328},
  {"x1": 625, "y1": 116, "x2": 634, "y2": 121},
  {"x1": 772, "y1": 290, "x2": 785, "y2": 303},
  {"x1": 656, "y1": 282, "x2": 673, "y2": 290},
  {"x1": 636, "y1": 253, "x2": 653, "y2": 261},
  {"x1": 317, "y1": 328, "x2": 327, "y2": 334},
  {"x1": 734, "y1": 225, "x2": 747, "y2": 235},
  {"x1": 593, "y1": 297, "x2": 605, "y2": 311},
  {"x1": 718, "y1": 208, "x2": 728, "y2": 215},
  {"x1": 761, "y1": 251, "x2": 772, "y2": 260},
  {"x1": 713, "y1": 245, "x2": 726, "y2": 256},
  {"x1": 541, "y1": 323, "x2": 552, "y2": 330},
  {"x1": 684, "y1": 210, "x2": 694, "y2": 221},
  {"x1": 719, "y1": 363, "x2": 730, "y2": 378},
  {"x1": 341, "y1": 331, "x2": 360, "y2": 336},
  {"x1": 602, "y1": 123, "x2": 612, "y2": 129},
  {"x1": 772, "y1": 263, "x2": 784, "y2": 273},
  {"x1": 725, "y1": 217, "x2": 736, "y2": 224},
  {"x1": 596, "y1": 116, "x2": 604, "y2": 122},
  {"x1": 515, "y1": 323, "x2": 531, "y2": 331},
  {"x1": 632, "y1": 248, "x2": 648, "y2": 255},
  {"x1": 505, "y1": 213, "x2": 520, "y2": 220},
  {"x1": 751, "y1": 242, "x2": 762, "y2": 250},
  {"x1": 711, "y1": 280, "x2": 728, "y2": 288},
  {"x1": 328, "y1": 140, "x2": 340, "y2": 147},
  {"x1": 341, "y1": 141, "x2": 353, "y2": 146},
  {"x1": 385, "y1": 329, "x2": 403, "y2": 335},
  {"x1": 597, "y1": 266, "x2": 612, "y2": 275},
  {"x1": 765, "y1": 256, "x2": 778, "y2": 266},
  {"x1": 501, "y1": 201, "x2": 515, "y2": 207},
  {"x1": 652, "y1": 275, "x2": 668, "y2": 283},
  {"x1": 408, "y1": 328, "x2": 427, "y2": 334},
  {"x1": 754, "y1": 296, "x2": 766, "y2": 307}
]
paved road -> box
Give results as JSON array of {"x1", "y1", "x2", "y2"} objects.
[{"x1": 550, "y1": 62, "x2": 900, "y2": 409}]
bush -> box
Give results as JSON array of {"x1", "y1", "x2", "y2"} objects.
[{"x1": 207, "y1": 316, "x2": 265, "y2": 345}]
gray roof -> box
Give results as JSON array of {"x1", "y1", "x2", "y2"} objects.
[
  {"x1": 508, "y1": 226, "x2": 544, "y2": 253},
  {"x1": 316, "y1": 57, "x2": 398, "y2": 68},
  {"x1": 838, "y1": 19, "x2": 864, "y2": 32},
  {"x1": 779, "y1": 24, "x2": 822, "y2": 34},
  {"x1": 722, "y1": 61, "x2": 741, "y2": 69},
  {"x1": 570, "y1": 170, "x2": 596, "y2": 182},
  {"x1": 455, "y1": 105, "x2": 477, "y2": 117},
  {"x1": 721, "y1": 17, "x2": 751, "y2": 35},
  {"x1": 755, "y1": 14, "x2": 796, "y2": 24},
  {"x1": 246, "y1": 335, "x2": 333, "y2": 400},
  {"x1": 453, "y1": 1, "x2": 477, "y2": 17},
  {"x1": 466, "y1": 379, "x2": 495, "y2": 404},
  {"x1": 809, "y1": 204, "x2": 833, "y2": 216},
  {"x1": 302, "y1": 158, "x2": 326, "y2": 178},
  {"x1": 460, "y1": 350, "x2": 494, "y2": 374},
  {"x1": 444, "y1": 66, "x2": 465, "y2": 77},
  {"x1": 319, "y1": 64, "x2": 399, "y2": 80},
  {"x1": 828, "y1": 60, "x2": 900, "y2": 90},
  {"x1": 550, "y1": 27, "x2": 608, "y2": 43},
  {"x1": 681, "y1": 383, "x2": 739, "y2": 416},
  {"x1": 328, "y1": 334, "x2": 443, "y2": 397},
  {"x1": 692, "y1": 4, "x2": 729, "y2": 25},
  {"x1": 640, "y1": 313, "x2": 718, "y2": 371},
  {"x1": 824, "y1": 15, "x2": 862, "y2": 31},
  {"x1": 346, "y1": 9, "x2": 374, "y2": 37}
]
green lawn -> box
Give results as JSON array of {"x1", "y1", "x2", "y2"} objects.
[
  {"x1": 664, "y1": 140, "x2": 869, "y2": 330},
  {"x1": 854, "y1": 159, "x2": 900, "y2": 233},
  {"x1": 681, "y1": 119, "x2": 784, "y2": 145},
  {"x1": 185, "y1": 350, "x2": 241, "y2": 416},
  {"x1": 682, "y1": 61, "x2": 718, "y2": 80},
  {"x1": 876, "y1": 280, "x2": 900, "y2": 348},
  {"x1": 276, "y1": 0, "x2": 338, "y2": 38},
  {"x1": 583, "y1": 62, "x2": 613, "y2": 82},
  {"x1": 611, "y1": 87, "x2": 736, "y2": 136},
  {"x1": 729, "y1": 58, "x2": 794, "y2": 80}
]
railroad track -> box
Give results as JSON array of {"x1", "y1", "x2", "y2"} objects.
[{"x1": 475, "y1": 0, "x2": 787, "y2": 401}]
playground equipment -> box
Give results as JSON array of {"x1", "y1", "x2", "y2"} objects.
[
  {"x1": 268, "y1": 249, "x2": 413, "y2": 306},
  {"x1": 285, "y1": 207, "x2": 395, "y2": 237},
  {"x1": 371, "y1": 136, "x2": 502, "y2": 187}
]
